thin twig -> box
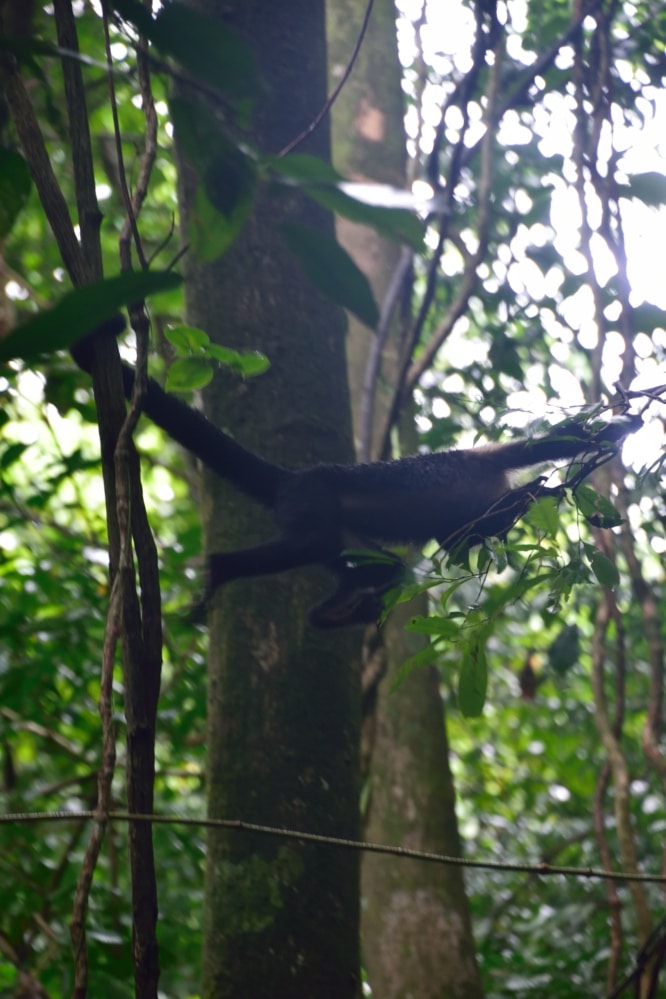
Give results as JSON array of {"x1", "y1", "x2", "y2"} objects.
[
  {"x1": 277, "y1": 0, "x2": 376, "y2": 156},
  {"x1": 4, "y1": 807, "x2": 666, "y2": 884}
]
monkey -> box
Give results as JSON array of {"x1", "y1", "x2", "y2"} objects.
[{"x1": 71, "y1": 322, "x2": 641, "y2": 628}]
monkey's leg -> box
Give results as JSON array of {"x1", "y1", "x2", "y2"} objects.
[
  {"x1": 189, "y1": 533, "x2": 339, "y2": 622},
  {"x1": 206, "y1": 532, "x2": 339, "y2": 592}
]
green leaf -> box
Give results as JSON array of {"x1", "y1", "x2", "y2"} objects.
[
  {"x1": 267, "y1": 153, "x2": 342, "y2": 184},
  {"x1": 268, "y1": 156, "x2": 426, "y2": 249},
  {"x1": 165, "y1": 325, "x2": 210, "y2": 352},
  {"x1": 447, "y1": 542, "x2": 473, "y2": 572},
  {"x1": 480, "y1": 538, "x2": 508, "y2": 574},
  {"x1": 477, "y1": 544, "x2": 492, "y2": 574},
  {"x1": 0, "y1": 442, "x2": 29, "y2": 469},
  {"x1": 170, "y1": 97, "x2": 257, "y2": 253},
  {"x1": 525, "y1": 496, "x2": 560, "y2": 536},
  {"x1": 573, "y1": 485, "x2": 623, "y2": 529},
  {"x1": 306, "y1": 185, "x2": 424, "y2": 250},
  {"x1": 232, "y1": 352, "x2": 270, "y2": 377},
  {"x1": 0, "y1": 271, "x2": 181, "y2": 365},
  {"x1": 458, "y1": 642, "x2": 488, "y2": 717},
  {"x1": 0, "y1": 148, "x2": 32, "y2": 237},
  {"x1": 165, "y1": 358, "x2": 213, "y2": 392},
  {"x1": 406, "y1": 615, "x2": 461, "y2": 638},
  {"x1": 589, "y1": 550, "x2": 619, "y2": 589},
  {"x1": 189, "y1": 186, "x2": 253, "y2": 262},
  {"x1": 162, "y1": 322, "x2": 270, "y2": 378},
  {"x1": 548, "y1": 557, "x2": 589, "y2": 608},
  {"x1": 206, "y1": 344, "x2": 270, "y2": 377},
  {"x1": 548, "y1": 624, "x2": 580, "y2": 675},
  {"x1": 204, "y1": 148, "x2": 257, "y2": 219},
  {"x1": 171, "y1": 98, "x2": 258, "y2": 217},
  {"x1": 112, "y1": 0, "x2": 257, "y2": 103},
  {"x1": 280, "y1": 222, "x2": 379, "y2": 328}
]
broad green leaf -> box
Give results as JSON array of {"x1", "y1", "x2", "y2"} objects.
[
  {"x1": 525, "y1": 496, "x2": 560, "y2": 536},
  {"x1": 0, "y1": 442, "x2": 29, "y2": 469},
  {"x1": 305, "y1": 183, "x2": 425, "y2": 250},
  {"x1": 112, "y1": 0, "x2": 257, "y2": 103},
  {"x1": 458, "y1": 643, "x2": 488, "y2": 717},
  {"x1": 546, "y1": 558, "x2": 589, "y2": 613},
  {"x1": 573, "y1": 485, "x2": 623, "y2": 528},
  {"x1": 280, "y1": 222, "x2": 379, "y2": 328},
  {"x1": 165, "y1": 357, "x2": 213, "y2": 392},
  {"x1": 231, "y1": 352, "x2": 270, "y2": 377},
  {"x1": 162, "y1": 330, "x2": 269, "y2": 379},
  {"x1": 268, "y1": 155, "x2": 425, "y2": 248},
  {"x1": 165, "y1": 325, "x2": 211, "y2": 352},
  {"x1": 267, "y1": 153, "x2": 342, "y2": 185},
  {"x1": 477, "y1": 544, "x2": 492, "y2": 574},
  {"x1": 589, "y1": 550, "x2": 620, "y2": 589},
  {"x1": 447, "y1": 542, "x2": 473, "y2": 571},
  {"x1": 0, "y1": 271, "x2": 181, "y2": 365},
  {"x1": 406, "y1": 615, "x2": 461, "y2": 639},
  {"x1": 0, "y1": 148, "x2": 32, "y2": 237},
  {"x1": 169, "y1": 96, "x2": 214, "y2": 172},
  {"x1": 548, "y1": 624, "x2": 580, "y2": 675},
  {"x1": 480, "y1": 538, "x2": 508, "y2": 574},
  {"x1": 170, "y1": 97, "x2": 257, "y2": 248},
  {"x1": 206, "y1": 344, "x2": 270, "y2": 377},
  {"x1": 436, "y1": 575, "x2": 474, "y2": 608},
  {"x1": 204, "y1": 148, "x2": 257, "y2": 219},
  {"x1": 189, "y1": 186, "x2": 253, "y2": 262}
]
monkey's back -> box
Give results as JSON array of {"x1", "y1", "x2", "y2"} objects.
[{"x1": 284, "y1": 448, "x2": 515, "y2": 547}]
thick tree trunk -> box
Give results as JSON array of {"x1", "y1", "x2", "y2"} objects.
[{"x1": 176, "y1": 3, "x2": 361, "y2": 997}]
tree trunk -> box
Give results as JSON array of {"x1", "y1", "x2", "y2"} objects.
[
  {"x1": 176, "y1": 3, "x2": 361, "y2": 996},
  {"x1": 327, "y1": 2, "x2": 484, "y2": 996},
  {"x1": 363, "y1": 607, "x2": 484, "y2": 999}
]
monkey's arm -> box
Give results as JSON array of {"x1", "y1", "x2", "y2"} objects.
[{"x1": 480, "y1": 413, "x2": 643, "y2": 469}]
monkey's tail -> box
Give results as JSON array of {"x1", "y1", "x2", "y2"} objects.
[
  {"x1": 72, "y1": 320, "x2": 287, "y2": 506},
  {"x1": 121, "y1": 365, "x2": 289, "y2": 507}
]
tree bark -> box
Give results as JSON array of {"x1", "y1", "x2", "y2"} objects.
[
  {"x1": 327, "y1": 2, "x2": 484, "y2": 996},
  {"x1": 176, "y1": 3, "x2": 362, "y2": 996}
]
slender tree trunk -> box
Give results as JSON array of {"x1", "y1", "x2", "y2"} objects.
[
  {"x1": 363, "y1": 606, "x2": 484, "y2": 999},
  {"x1": 328, "y1": 2, "x2": 484, "y2": 996},
  {"x1": 176, "y1": 3, "x2": 361, "y2": 996}
]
